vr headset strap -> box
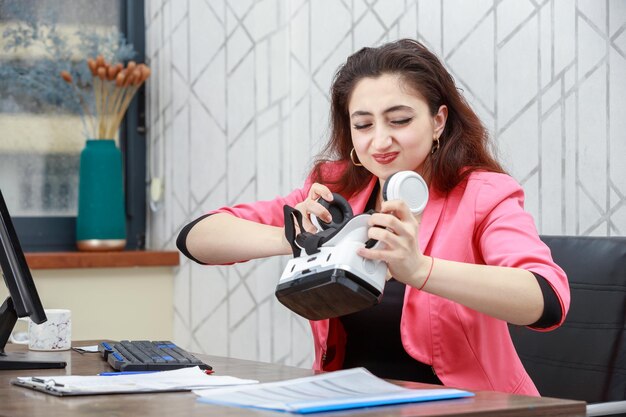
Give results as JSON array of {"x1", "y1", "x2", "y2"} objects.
[
  {"x1": 283, "y1": 205, "x2": 338, "y2": 257},
  {"x1": 283, "y1": 205, "x2": 304, "y2": 257}
]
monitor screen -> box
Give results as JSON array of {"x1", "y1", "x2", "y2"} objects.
[
  {"x1": 0, "y1": 191, "x2": 46, "y2": 324},
  {"x1": 0, "y1": 190, "x2": 66, "y2": 369}
]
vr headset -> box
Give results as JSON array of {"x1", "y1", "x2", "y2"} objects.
[{"x1": 275, "y1": 171, "x2": 428, "y2": 321}]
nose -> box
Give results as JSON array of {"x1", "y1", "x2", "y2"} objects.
[{"x1": 372, "y1": 125, "x2": 392, "y2": 150}]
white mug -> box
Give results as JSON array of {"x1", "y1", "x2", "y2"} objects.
[{"x1": 10, "y1": 309, "x2": 72, "y2": 351}]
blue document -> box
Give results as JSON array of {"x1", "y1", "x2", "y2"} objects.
[{"x1": 195, "y1": 367, "x2": 474, "y2": 414}]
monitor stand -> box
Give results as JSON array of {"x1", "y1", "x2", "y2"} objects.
[{"x1": 0, "y1": 297, "x2": 67, "y2": 370}]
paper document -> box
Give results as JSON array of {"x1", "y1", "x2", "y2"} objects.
[
  {"x1": 12, "y1": 366, "x2": 258, "y2": 396},
  {"x1": 194, "y1": 367, "x2": 474, "y2": 414}
]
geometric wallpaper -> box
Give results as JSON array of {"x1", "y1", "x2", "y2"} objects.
[{"x1": 144, "y1": 0, "x2": 626, "y2": 367}]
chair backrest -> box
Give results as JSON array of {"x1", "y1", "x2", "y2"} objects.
[{"x1": 509, "y1": 235, "x2": 626, "y2": 403}]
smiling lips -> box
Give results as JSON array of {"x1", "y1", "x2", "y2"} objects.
[{"x1": 372, "y1": 152, "x2": 399, "y2": 164}]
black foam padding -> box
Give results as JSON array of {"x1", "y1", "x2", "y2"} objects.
[{"x1": 315, "y1": 193, "x2": 353, "y2": 231}]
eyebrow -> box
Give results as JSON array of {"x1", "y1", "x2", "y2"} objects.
[{"x1": 350, "y1": 105, "x2": 414, "y2": 118}]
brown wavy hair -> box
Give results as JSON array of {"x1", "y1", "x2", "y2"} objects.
[{"x1": 312, "y1": 38, "x2": 505, "y2": 197}]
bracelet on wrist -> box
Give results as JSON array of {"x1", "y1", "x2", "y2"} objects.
[{"x1": 418, "y1": 256, "x2": 434, "y2": 291}]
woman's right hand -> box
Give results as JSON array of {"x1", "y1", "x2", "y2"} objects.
[{"x1": 294, "y1": 183, "x2": 334, "y2": 233}]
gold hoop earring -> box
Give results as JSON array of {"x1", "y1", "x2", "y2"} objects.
[
  {"x1": 431, "y1": 137, "x2": 440, "y2": 155},
  {"x1": 350, "y1": 148, "x2": 363, "y2": 166}
]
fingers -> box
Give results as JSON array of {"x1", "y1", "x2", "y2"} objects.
[
  {"x1": 308, "y1": 183, "x2": 333, "y2": 203},
  {"x1": 367, "y1": 204, "x2": 414, "y2": 237},
  {"x1": 308, "y1": 183, "x2": 334, "y2": 223},
  {"x1": 357, "y1": 229, "x2": 413, "y2": 263},
  {"x1": 357, "y1": 245, "x2": 391, "y2": 261},
  {"x1": 379, "y1": 199, "x2": 412, "y2": 221},
  {"x1": 295, "y1": 183, "x2": 334, "y2": 230},
  {"x1": 357, "y1": 199, "x2": 419, "y2": 259},
  {"x1": 364, "y1": 222, "x2": 404, "y2": 250},
  {"x1": 292, "y1": 202, "x2": 316, "y2": 232}
]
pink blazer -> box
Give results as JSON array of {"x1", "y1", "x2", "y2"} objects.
[{"x1": 212, "y1": 163, "x2": 570, "y2": 396}]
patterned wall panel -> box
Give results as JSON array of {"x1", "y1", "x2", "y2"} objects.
[{"x1": 145, "y1": 0, "x2": 626, "y2": 367}]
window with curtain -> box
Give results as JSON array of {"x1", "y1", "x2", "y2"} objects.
[{"x1": 0, "y1": 0, "x2": 146, "y2": 251}]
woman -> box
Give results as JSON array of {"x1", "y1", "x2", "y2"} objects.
[{"x1": 177, "y1": 39, "x2": 569, "y2": 395}]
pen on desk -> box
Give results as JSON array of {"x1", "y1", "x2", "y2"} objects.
[{"x1": 99, "y1": 371, "x2": 161, "y2": 376}]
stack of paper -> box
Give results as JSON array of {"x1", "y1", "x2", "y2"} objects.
[
  {"x1": 194, "y1": 367, "x2": 474, "y2": 414},
  {"x1": 12, "y1": 366, "x2": 258, "y2": 396}
]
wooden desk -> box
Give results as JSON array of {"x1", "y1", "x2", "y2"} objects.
[{"x1": 1, "y1": 341, "x2": 586, "y2": 417}]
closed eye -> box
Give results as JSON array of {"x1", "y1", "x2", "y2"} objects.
[
  {"x1": 391, "y1": 118, "x2": 412, "y2": 126},
  {"x1": 353, "y1": 123, "x2": 372, "y2": 130}
]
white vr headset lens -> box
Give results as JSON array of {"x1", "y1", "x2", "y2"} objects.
[{"x1": 382, "y1": 171, "x2": 428, "y2": 214}]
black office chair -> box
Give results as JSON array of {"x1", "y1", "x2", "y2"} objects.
[{"x1": 509, "y1": 235, "x2": 626, "y2": 416}]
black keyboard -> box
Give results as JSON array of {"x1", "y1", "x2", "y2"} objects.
[{"x1": 99, "y1": 340, "x2": 212, "y2": 372}]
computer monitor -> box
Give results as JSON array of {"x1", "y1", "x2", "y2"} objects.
[{"x1": 0, "y1": 190, "x2": 66, "y2": 370}]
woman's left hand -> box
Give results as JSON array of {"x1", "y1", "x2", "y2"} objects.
[{"x1": 356, "y1": 199, "x2": 430, "y2": 288}]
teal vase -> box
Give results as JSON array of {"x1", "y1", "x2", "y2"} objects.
[{"x1": 76, "y1": 139, "x2": 126, "y2": 251}]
